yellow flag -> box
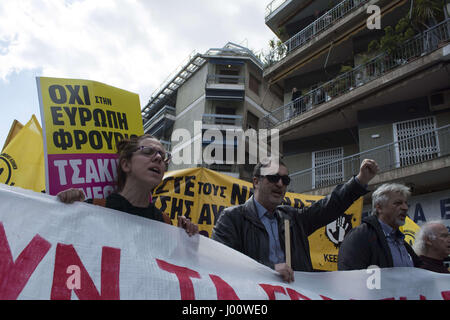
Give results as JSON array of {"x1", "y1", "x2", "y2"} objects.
[
  {"x1": 0, "y1": 115, "x2": 45, "y2": 192},
  {"x1": 2, "y1": 119, "x2": 24, "y2": 152},
  {"x1": 400, "y1": 216, "x2": 421, "y2": 246}
]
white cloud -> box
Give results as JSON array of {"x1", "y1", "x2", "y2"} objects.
[{"x1": 0, "y1": 0, "x2": 274, "y2": 108}]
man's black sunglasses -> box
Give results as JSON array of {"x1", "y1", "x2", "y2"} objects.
[{"x1": 258, "y1": 174, "x2": 291, "y2": 186}]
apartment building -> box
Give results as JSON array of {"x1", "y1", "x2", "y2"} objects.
[
  {"x1": 142, "y1": 42, "x2": 283, "y2": 180},
  {"x1": 262, "y1": 0, "x2": 450, "y2": 226}
]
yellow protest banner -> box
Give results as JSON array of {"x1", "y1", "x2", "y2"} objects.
[
  {"x1": 400, "y1": 216, "x2": 421, "y2": 246},
  {"x1": 152, "y1": 167, "x2": 363, "y2": 271},
  {"x1": 36, "y1": 77, "x2": 144, "y2": 197},
  {"x1": 0, "y1": 115, "x2": 45, "y2": 193},
  {"x1": 2, "y1": 119, "x2": 24, "y2": 152}
]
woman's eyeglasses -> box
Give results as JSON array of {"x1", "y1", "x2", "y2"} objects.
[
  {"x1": 135, "y1": 146, "x2": 172, "y2": 163},
  {"x1": 258, "y1": 174, "x2": 291, "y2": 186}
]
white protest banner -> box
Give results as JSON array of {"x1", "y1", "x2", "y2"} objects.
[{"x1": 0, "y1": 184, "x2": 449, "y2": 300}]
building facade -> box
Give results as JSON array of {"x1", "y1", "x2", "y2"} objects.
[
  {"x1": 142, "y1": 43, "x2": 283, "y2": 181},
  {"x1": 261, "y1": 0, "x2": 450, "y2": 226}
]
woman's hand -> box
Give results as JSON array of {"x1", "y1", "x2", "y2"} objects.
[{"x1": 57, "y1": 188, "x2": 85, "y2": 203}]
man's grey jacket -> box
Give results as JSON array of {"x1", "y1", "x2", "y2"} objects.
[{"x1": 211, "y1": 177, "x2": 368, "y2": 272}]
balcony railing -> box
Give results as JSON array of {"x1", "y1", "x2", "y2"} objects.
[
  {"x1": 288, "y1": 124, "x2": 450, "y2": 193},
  {"x1": 160, "y1": 139, "x2": 172, "y2": 152},
  {"x1": 264, "y1": 0, "x2": 369, "y2": 66},
  {"x1": 143, "y1": 105, "x2": 176, "y2": 131},
  {"x1": 261, "y1": 19, "x2": 450, "y2": 129},
  {"x1": 265, "y1": 0, "x2": 289, "y2": 19},
  {"x1": 206, "y1": 74, "x2": 245, "y2": 85},
  {"x1": 202, "y1": 114, "x2": 243, "y2": 127}
]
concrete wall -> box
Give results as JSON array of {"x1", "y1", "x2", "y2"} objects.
[
  {"x1": 176, "y1": 64, "x2": 207, "y2": 114},
  {"x1": 436, "y1": 110, "x2": 450, "y2": 128},
  {"x1": 285, "y1": 142, "x2": 359, "y2": 174}
]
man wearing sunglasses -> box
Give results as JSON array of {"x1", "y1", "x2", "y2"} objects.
[{"x1": 212, "y1": 158, "x2": 378, "y2": 282}]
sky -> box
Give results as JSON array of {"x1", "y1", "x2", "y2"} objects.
[{"x1": 0, "y1": 0, "x2": 276, "y2": 148}]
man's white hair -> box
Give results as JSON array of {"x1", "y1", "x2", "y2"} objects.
[
  {"x1": 371, "y1": 183, "x2": 411, "y2": 216},
  {"x1": 413, "y1": 221, "x2": 445, "y2": 256}
]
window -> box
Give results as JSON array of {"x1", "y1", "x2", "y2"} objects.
[
  {"x1": 217, "y1": 66, "x2": 241, "y2": 84},
  {"x1": 215, "y1": 106, "x2": 236, "y2": 125},
  {"x1": 393, "y1": 117, "x2": 439, "y2": 167},
  {"x1": 249, "y1": 74, "x2": 261, "y2": 95},
  {"x1": 312, "y1": 147, "x2": 344, "y2": 188},
  {"x1": 246, "y1": 111, "x2": 259, "y2": 130}
]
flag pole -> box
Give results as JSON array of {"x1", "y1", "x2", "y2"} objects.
[{"x1": 284, "y1": 219, "x2": 291, "y2": 268}]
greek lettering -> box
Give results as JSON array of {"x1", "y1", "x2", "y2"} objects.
[
  {"x1": 95, "y1": 96, "x2": 112, "y2": 106},
  {"x1": 85, "y1": 159, "x2": 100, "y2": 183},
  {"x1": 88, "y1": 131, "x2": 103, "y2": 150},
  {"x1": 74, "y1": 130, "x2": 88, "y2": 150},
  {"x1": 107, "y1": 111, "x2": 118, "y2": 129},
  {"x1": 82, "y1": 85, "x2": 91, "y2": 105},
  {"x1": 100, "y1": 131, "x2": 114, "y2": 150},
  {"x1": 51, "y1": 107, "x2": 64, "y2": 125},
  {"x1": 78, "y1": 108, "x2": 92, "y2": 126},
  {"x1": 63, "y1": 107, "x2": 78, "y2": 126},
  {"x1": 117, "y1": 113, "x2": 128, "y2": 130},
  {"x1": 70, "y1": 159, "x2": 85, "y2": 184},
  {"x1": 93, "y1": 109, "x2": 107, "y2": 127},
  {"x1": 53, "y1": 160, "x2": 69, "y2": 185},
  {"x1": 97, "y1": 159, "x2": 114, "y2": 183},
  {"x1": 49, "y1": 85, "x2": 67, "y2": 104},
  {"x1": 184, "y1": 176, "x2": 195, "y2": 196},
  {"x1": 66, "y1": 85, "x2": 85, "y2": 105},
  {"x1": 53, "y1": 129, "x2": 73, "y2": 150},
  {"x1": 52, "y1": 130, "x2": 125, "y2": 151}
]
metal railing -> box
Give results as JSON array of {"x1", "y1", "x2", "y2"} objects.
[
  {"x1": 265, "y1": 0, "x2": 369, "y2": 65},
  {"x1": 261, "y1": 19, "x2": 450, "y2": 129},
  {"x1": 143, "y1": 105, "x2": 176, "y2": 131},
  {"x1": 160, "y1": 139, "x2": 172, "y2": 151},
  {"x1": 202, "y1": 114, "x2": 243, "y2": 127},
  {"x1": 142, "y1": 51, "x2": 206, "y2": 120},
  {"x1": 265, "y1": 0, "x2": 289, "y2": 19},
  {"x1": 289, "y1": 125, "x2": 450, "y2": 193},
  {"x1": 206, "y1": 74, "x2": 245, "y2": 85}
]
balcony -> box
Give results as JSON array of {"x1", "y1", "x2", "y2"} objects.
[
  {"x1": 260, "y1": 19, "x2": 450, "y2": 130},
  {"x1": 143, "y1": 105, "x2": 176, "y2": 137},
  {"x1": 202, "y1": 114, "x2": 243, "y2": 130},
  {"x1": 205, "y1": 74, "x2": 245, "y2": 101},
  {"x1": 265, "y1": 0, "x2": 290, "y2": 20},
  {"x1": 264, "y1": 0, "x2": 370, "y2": 69},
  {"x1": 289, "y1": 124, "x2": 450, "y2": 194}
]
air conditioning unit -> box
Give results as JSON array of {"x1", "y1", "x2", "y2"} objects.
[{"x1": 428, "y1": 89, "x2": 450, "y2": 112}]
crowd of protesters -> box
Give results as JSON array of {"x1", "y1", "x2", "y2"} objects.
[{"x1": 58, "y1": 135, "x2": 450, "y2": 282}]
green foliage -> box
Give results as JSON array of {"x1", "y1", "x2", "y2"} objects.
[
  {"x1": 367, "y1": 0, "x2": 445, "y2": 54},
  {"x1": 263, "y1": 38, "x2": 287, "y2": 68},
  {"x1": 368, "y1": 18, "x2": 415, "y2": 54},
  {"x1": 410, "y1": 0, "x2": 445, "y2": 29},
  {"x1": 339, "y1": 65, "x2": 353, "y2": 73}
]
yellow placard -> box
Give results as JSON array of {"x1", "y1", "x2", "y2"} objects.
[
  {"x1": 152, "y1": 167, "x2": 363, "y2": 271},
  {"x1": 37, "y1": 77, "x2": 143, "y2": 155},
  {"x1": 36, "y1": 77, "x2": 144, "y2": 196}
]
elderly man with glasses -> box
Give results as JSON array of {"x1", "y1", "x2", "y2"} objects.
[{"x1": 212, "y1": 158, "x2": 378, "y2": 282}]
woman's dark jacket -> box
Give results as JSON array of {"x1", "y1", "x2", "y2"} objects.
[
  {"x1": 212, "y1": 177, "x2": 368, "y2": 272},
  {"x1": 86, "y1": 193, "x2": 168, "y2": 223}
]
